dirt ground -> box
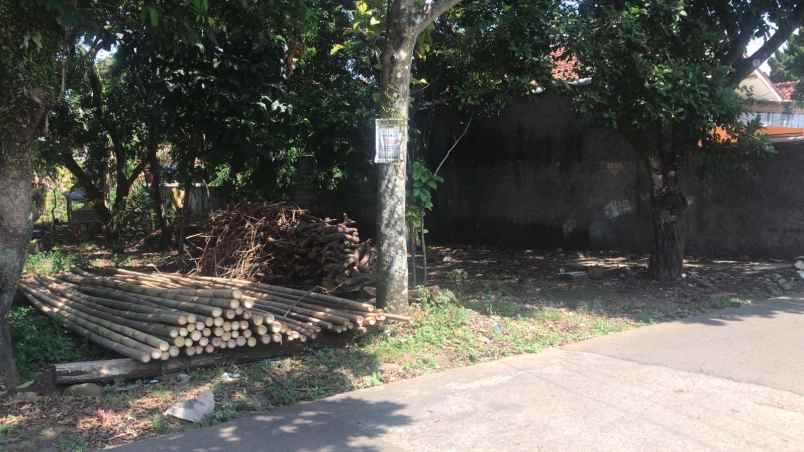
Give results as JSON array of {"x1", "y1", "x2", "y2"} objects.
[
  {"x1": 2, "y1": 244, "x2": 801, "y2": 451},
  {"x1": 426, "y1": 245, "x2": 801, "y2": 318}
]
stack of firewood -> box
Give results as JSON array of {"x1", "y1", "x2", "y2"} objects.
[
  {"x1": 19, "y1": 269, "x2": 405, "y2": 364},
  {"x1": 189, "y1": 202, "x2": 376, "y2": 293}
]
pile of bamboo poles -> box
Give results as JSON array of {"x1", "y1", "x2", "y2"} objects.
[
  {"x1": 19, "y1": 269, "x2": 406, "y2": 364},
  {"x1": 190, "y1": 202, "x2": 376, "y2": 293}
]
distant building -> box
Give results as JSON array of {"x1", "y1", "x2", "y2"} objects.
[{"x1": 738, "y1": 70, "x2": 804, "y2": 141}]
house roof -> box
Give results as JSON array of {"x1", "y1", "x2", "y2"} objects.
[
  {"x1": 763, "y1": 127, "x2": 804, "y2": 142},
  {"x1": 738, "y1": 70, "x2": 786, "y2": 103},
  {"x1": 551, "y1": 49, "x2": 580, "y2": 81},
  {"x1": 773, "y1": 81, "x2": 798, "y2": 101}
]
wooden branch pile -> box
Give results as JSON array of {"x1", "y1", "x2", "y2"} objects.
[
  {"x1": 189, "y1": 202, "x2": 376, "y2": 293},
  {"x1": 19, "y1": 269, "x2": 405, "y2": 364}
]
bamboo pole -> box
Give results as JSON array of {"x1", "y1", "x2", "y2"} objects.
[
  {"x1": 73, "y1": 283, "x2": 223, "y2": 318},
  {"x1": 30, "y1": 297, "x2": 152, "y2": 363},
  {"x1": 197, "y1": 276, "x2": 374, "y2": 311},
  {"x1": 22, "y1": 282, "x2": 170, "y2": 352},
  {"x1": 38, "y1": 278, "x2": 189, "y2": 326},
  {"x1": 75, "y1": 268, "x2": 244, "y2": 300},
  {"x1": 44, "y1": 276, "x2": 191, "y2": 321},
  {"x1": 22, "y1": 286, "x2": 161, "y2": 361},
  {"x1": 68, "y1": 270, "x2": 241, "y2": 310},
  {"x1": 32, "y1": 279, "x2": 182, "y2": 337}
]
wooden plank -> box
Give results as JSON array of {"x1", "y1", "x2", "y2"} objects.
[{"x1": 52, "y1": 333, "x2": 353, "y2": 385}]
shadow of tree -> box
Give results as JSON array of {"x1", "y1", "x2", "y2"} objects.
[
  {"x1": 424, "y1": 245, "x2": 803, "y2": 325},
  {"x1": 678, "y1": 295, "x2": 804, "y2": 326},
  {"x1": 112, "y1": 397, "x2": 411, "y2": 452}
]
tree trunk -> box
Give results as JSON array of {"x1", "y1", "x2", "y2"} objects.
[
  {"x1": 147, "y1": 140, "x2": 167, "y2": 249},
  {"x1": 108, "y1": 159, "x2": 146, "y2": 249},
  {"x1": 376, "y1": 0, "x2": 418, "y2": 314},
  {"x1": 176, "y1": 176, "x2": 193, "y2": 253},
  {"x1": 375, "y1": 0, "x2": 461, "y2": 312},
  {"x1": 62, "y1": 152, "x2": 113, "y2": 225},
  {"x1": 0, "y1": 319, "x2": 16, "y2": 389},
  {"x1": 0, "y1": 125, "x2": 36, "y2": 390},
  {"x1": 647, "y1": 125, "x2": 687, "y2": 281}
]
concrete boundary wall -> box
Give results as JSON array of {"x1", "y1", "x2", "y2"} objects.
[{"x1": 427, "y1": 96, "x2": 804, "y2": 258}]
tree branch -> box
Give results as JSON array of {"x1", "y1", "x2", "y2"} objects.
[
  {"x1": 729, "y1": 6, "x2": 804, "y2": 84},
  {"x1": 720, "y1": 16, "x2": 761, "y2": 67},
  {"x1": 126, "y1": 160, "x2": 147, "y2": 188},
  {"x1": 435, "y1": 116, "x2": 472, "y2": 176},
  {"x1": 412, "y1": 0, "x2": 463, "y2": 36},
  {"x1": 61, "y1": 152, "x2": 112, "y2": 222}
]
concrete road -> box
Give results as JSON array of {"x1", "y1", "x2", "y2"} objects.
[{"x1": 113, "y1": 295, "x2": 804, "y2": 452}]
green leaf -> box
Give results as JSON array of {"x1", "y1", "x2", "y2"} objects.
[
  {"x1": 147, "y1": 7, "x2": 160, "y2": 27},
  {"x1": 356, "y1": 0, "x2": 368, "y2": 14},
  {"x1": 330, "y1": 43, "x2": 345, "y2": 56},
  {"x1": 369, "y1": 17, "x2": 381, "y2": 26}
]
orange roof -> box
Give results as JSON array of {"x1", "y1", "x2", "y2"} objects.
[
  {"x1": 763, "y1": 127, "x2": 804, "y2": 140},
  {"x1": 550, "y1": 49, "x2": 580, "y2": 81},
  {"x1": 773, "y1": 81, "x2": 798, "y2": 101},
  {"x1": 708, "y1": 126, "x2": 804, "y2": 145}
]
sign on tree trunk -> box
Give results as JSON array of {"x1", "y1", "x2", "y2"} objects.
[{"x1": 374, "y1": 118, "x2": 406, "y2": 163}]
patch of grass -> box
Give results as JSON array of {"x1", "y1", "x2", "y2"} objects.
[
  {"x1": 703, "y1": 294, "x2": 752, "y2": 310},
  {"x1": 150, "y1": 415, "x2": 171, "y2": 434},
  {"x1": 24, "y1": 250, "x2": 79, "y2": 275},
  {"x1": 9, "y1": 306, "x2": 106, "y2": 381},
  {"x1": 0, "y1": 420, "x2": 14, "y2": 440},
  {"x1": 56, "y1": 433, "x2": 88, "y2": 452},
  {"x1": 207, "y1": 393, "x2": 261, "y2": 424}
]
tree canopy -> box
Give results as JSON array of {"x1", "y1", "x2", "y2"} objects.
[{"x1": 567, "y1": 0, "x2": 800, "y2": 280}]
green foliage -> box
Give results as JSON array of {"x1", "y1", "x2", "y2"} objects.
[
  {"x1": 567, "y1": 0, "x2": 795, "y2": 169},
  {"x1": 415, "y1": 0, "x2": 563, "y2": 116},
  {"x1": 114, "y1": 181, "x2": 159, "y2": 238},
  {"x1": 695, "y1": 117, "x2": 777, "y2": 177},
  {"x1": 407, "y1": 161, "x2": 443, "y2": 232},
  {"x1": 24, "y1": 250, "x2": 79, "y2": 275},
  {"x1": 571, "y1": 1, "x2": 736, "y2": 133},
  {"x1": 9, "y1": 306, "x2": 95, "y2": 380},
  {"x1": 0, "y1": 1, "x2": 63, "y2": 143},
  {"x1": 769, "y1": 31, "x2": 804, "y2": 84}
]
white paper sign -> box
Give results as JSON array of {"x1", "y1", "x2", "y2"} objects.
[{"x1": 374, "y1": 118, "x2": 405, "y2": 163}]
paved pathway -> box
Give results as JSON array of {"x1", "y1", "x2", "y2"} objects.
[{"x1": 113, "y1": 295, "x2": 804, "y2": 451}]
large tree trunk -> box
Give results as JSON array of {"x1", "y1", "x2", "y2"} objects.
[
  {"x1": 146, "y1": 140, "x2": 168, "y2": 249},
  {"x1": 376, "y1": 1, "x2": 418, "y2": 314},
  {"x1": 377, "y1": 0, "x2": 460, "y2": 312},
  {"x1": 376, "y1": 0, "x2": 461, "y2": 312},
  {"x1": 647, "y1": 125, "x2": 688, "y2": 281},
  {"x1": 0, "y1": 124, "x2": 37, "y2": 390}
]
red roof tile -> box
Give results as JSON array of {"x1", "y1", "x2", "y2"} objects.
[
  {"x1": 773, "y1": 81, "x2": 798, "y2": 101},
  {"x1": 550, "y1": 49, "x2": 580, "y2": 81}
]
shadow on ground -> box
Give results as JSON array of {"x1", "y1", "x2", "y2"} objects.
[
  {"x1": 678, "y1": 294, "x2": 804, "y2": 326},
  {"x1": 113, "y1": 397, "x2": 411, "y2": 452},
  {"x1": 424, "y1": 245, "x2": 803, "y2": 325}
]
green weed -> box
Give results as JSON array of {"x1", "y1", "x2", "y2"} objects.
[
  {"x1": 24, "y1": 250, "x2": 79, "y2": 275},
  {"x1": 9, "y1": 306, "x2": 106, "y2": 380},
  {"x1": 56, "y1": 434, "x2": 89, "y2": 452}
]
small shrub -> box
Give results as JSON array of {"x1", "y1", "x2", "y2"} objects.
[
  {"x1": 415, "y1": 285, "x2": 458, "y2": 306},
  {"x1": 445, "y1": 268, "x2": 469, "y2": 284},
  {"x1": 24, "y1": 250, "x2": 79, "y2": 275},
  {"x1": 9, "y1": 306, "x2": 103, "y2": 380}
]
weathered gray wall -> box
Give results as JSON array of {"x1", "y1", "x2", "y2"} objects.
[
  {"x1": 428, "y1": 96, "x2": 804, "y2": 258},
  {"x1": 685, "y1": 141, "x2": 804, "y2": 257}
]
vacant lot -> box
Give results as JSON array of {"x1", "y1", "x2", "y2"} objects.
[{"x1": 1, "y1": 243, "x2": 799, "y2": 451}]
